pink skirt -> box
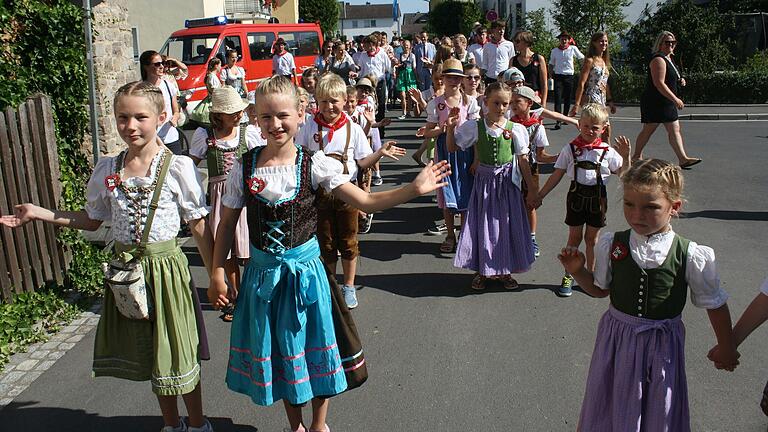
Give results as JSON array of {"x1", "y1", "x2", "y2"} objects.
[{"x1": 209, "y1": 176, "x2": 249, "y2": 259}]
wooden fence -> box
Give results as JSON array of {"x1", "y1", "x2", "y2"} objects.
[{"x1": 0, "y1": 94, "x2": 70, "y2": 302}]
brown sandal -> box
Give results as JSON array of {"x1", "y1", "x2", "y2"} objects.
[
  {"x1": 440, "y1": 236, "x2": 456, "y2": 253},
  {"x1": 471, "y1": 273, "x2": 486, "y2": 290},
  {"x1": 500, "y1": 275, "x2": 519, "y2": 290}
]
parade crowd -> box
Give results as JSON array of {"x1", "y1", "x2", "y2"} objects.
[{"x1": 3, "y1": 19, "x2": 768, "y2": 432}]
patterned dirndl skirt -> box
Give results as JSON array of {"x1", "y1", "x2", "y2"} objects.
[
  {"x1": 454, "y1": 163, "x2": 534, "y2": 276},
  {"x1": 226, "y1": 237, "x2": 348, "y2": 406},
  {"x1": 93, "y1": 239, "x2": 208, "y2": 396},
  {"x1": 209, "y1": 175, "x2": 249, "y2": 259},
  {"x1": 435, "y1": 133, "x2": 474, "y2": 212},
  {"x1": 579, "y1": 305, "x2": 690, "y2": 432}
]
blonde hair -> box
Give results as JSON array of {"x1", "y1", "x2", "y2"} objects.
[
  {"x1": 653, "y1": 31, "x2": 676, "y2": 53},
  {"x1": 346, "y1": 85, "x2": 357, "y2": 98},
  {"x1": 484, "y1": 81, "x2": 512, "y2": 99},
  {"x1": 114, "y1": 81, "x2": 164, "y2": 115},
  {"x1": 580, "y1": 103, "x2": 609, "y2": 125},
  {"x1": 621, "y1": 159, "x2": 684, "y2": 202},
  {"x1": 315, "y1": 73, "x2": 347, "y2": 100},
  {"x1": 254, "y1": 75, "x2": 301, "y2": 110}
]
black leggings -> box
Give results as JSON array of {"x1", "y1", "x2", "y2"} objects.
[{"x1": 553, "y1": 74, "x2": 574, "y2": 116}]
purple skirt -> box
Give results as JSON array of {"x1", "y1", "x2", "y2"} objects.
[
  {"x1": 579, "y1": 305, "x2": 690, "y2": 432},
  {"x1": 454, "y1": 163, "x2": 534, "y2": 276}
]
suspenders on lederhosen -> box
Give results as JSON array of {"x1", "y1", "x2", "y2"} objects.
[
  {"x1": 567, "y1": 143, "x2": 608, "y2": 216},
  {"x1": 316, "y1": 122, "x2": 356, "y2": 210},
  {"x1": 351, "y1": 112, "x2": 373, "y2": 187},
  {"x1": 528, "y1": 123, "x2": 541, "y2": 175}
]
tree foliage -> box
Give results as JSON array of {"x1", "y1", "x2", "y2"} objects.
[
  {"x1": 549, "y1": 0, "x2": 631, "y2": 50},
  {"x1": 624, "y1": 0, "x2": 734, "y2": 74},
  {"x1": 522, "y1": 8, "x2": 556, "y2": 58},
  {"x1": 427, "y1": 0, "x2": 482, "y2": 37},
  {"x1": 299, "y1": 0, "x2": 339, "y2": 37}
]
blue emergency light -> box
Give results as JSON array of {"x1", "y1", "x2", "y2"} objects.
[{"x1": 185, "y1": 16, "x2": 228, "y2": 28}]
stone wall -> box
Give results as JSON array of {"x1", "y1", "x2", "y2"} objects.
[{"x1": 90, "y1": 0, "x2": 137, "y2": 157}]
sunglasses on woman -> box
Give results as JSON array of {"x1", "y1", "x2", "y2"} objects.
[
  {"x1": 151, "y1": 61, "x2": 164, "y2": 67},
  {"x1": 465, "y1": 75, "x2": 481, "y2": 81},
  {"x1": 663, "y1": 40, "x2": 677, "y2": 46}
]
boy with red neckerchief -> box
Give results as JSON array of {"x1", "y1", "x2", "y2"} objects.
[
  {"x1": 481, "y1": 21, "x2": 515, "y2": 85},
  {"x1": 467, "y1": 27, "x2": 487, "y2": 70},
  {"x1": 537, "y1": 103, "x2": 631, "y2": 297},
  {"x1": 510, "y1": 86, "x2": 558, "y2": 260},
  {"x1": 296, "y1": 73, "x2": 404, "y2": 309},
  {"x1": 272, "y1": 38, "x2": 297, "y2": 84}
]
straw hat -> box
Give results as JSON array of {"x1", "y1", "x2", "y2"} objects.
[
  {"x1": 441, "y1": 58, "x2": 466, "y2": 77},
  {"x1": 355, "y1": 77, "x2": 375, "y2": 89},
  {"x1": 210, "y1": 86, "x2": 249, "y2": 114}
]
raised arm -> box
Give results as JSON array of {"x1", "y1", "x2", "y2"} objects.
[
  {"x1": 333, "y1": 160, "x2": 449, "y2": 213},
  {"x1": 570, "y1": 57, "x2": 593, "y2": 116},
  {"x1": 0, "y1": 204, "x2": 102, "y2": 231}
]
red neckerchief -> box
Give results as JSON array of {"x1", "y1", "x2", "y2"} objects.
[
  {"x1": 571, "y1": 136, "x2": 606, "y2": 150},
  {"x1": 557, "y1": 43, "x2": 570, "y2": 51},
  {"x1": 357, "y1": 99, "x2": 368, "y2": 105},
  {"x1": 367, "y1": 48, "x2": 379, "y2": 57},
  {"x1": 314, "y1": 113, "x2": 348, "y2": 143},
  {"x1": 276, "y1": 50, "x2": 288, "y2": 57},
  {"x1": 512, "y1": 115, "x2": 541, "y2": 127}
]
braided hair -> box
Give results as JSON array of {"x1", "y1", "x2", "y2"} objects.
[
  {"x1": 114, "y1": 81, "x2": 165, "y2": 115},
  {"x1": 621, "y1": 159, "x2": 684, "y2": 203}
]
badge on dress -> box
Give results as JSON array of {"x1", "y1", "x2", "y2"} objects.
[
  {"x1": 313, "y1": 132, "x2": 321, "y2": 143},
  {"x1": 104, "y1": 174, "x2": 121, "y2": 192},
  {"x1": 610, "y1": 241, "x2": 629, "y2": 261},
  {"x1": 502, "y1": 129, "x2": 512, "y2": 140},
  {"x1": 246, "y1": 177, "x2": 267, "y2": 195},
  {"x1": 574, "y1": 147, "x2": 584, "y2": 157},
  {"x1": 437, "y1": 102, "x2": 446, "y2": 111}
]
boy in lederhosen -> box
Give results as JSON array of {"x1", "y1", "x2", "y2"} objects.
[{"x1": 537, "y1": 103, "x2": 631, "y2": 297}]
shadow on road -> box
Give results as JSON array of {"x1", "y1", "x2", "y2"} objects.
[
  {"x1": 356, "y1": 272, "x2": 575, "y2": 298},
  {"x1": 681, "y1": 210, "x2": 768, "y2": 221},
  {"x1": 0, "y1": 401, "x2": 259, "y2": 432}
]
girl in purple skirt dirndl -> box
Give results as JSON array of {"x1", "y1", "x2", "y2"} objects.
[
  {"x1": 557, "y1": 159, "x2": 737, "y2": 432},
  {"x1": 445, "y1": 82, "x2": 539, "y2": 290}
]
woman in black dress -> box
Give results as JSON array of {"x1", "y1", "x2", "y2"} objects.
[{"x1": 633, "y1": 31, "x2": 701, "y2": 169}]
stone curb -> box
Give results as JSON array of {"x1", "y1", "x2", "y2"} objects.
[{"x1": 0, "y1": 302, "x2": 102, "y2": 409}]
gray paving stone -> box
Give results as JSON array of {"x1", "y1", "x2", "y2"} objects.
[
  {"x1": 0, "y1": 383, "x2": 10, "y2": 395},
  {"x1": 29, "y1": 350, "x2": 50, "y2": 360},
  {"x1": 0, "y1": 398, "x2": 12, "y2": 406},
  {"x1": 49, "y1": 333, "x2": 69, "y2": 342},
  {"x1": 40, "y1": 342, "x2": 60, "y2": 350},
  {"x1": 65, "y1": 334, "x2": 85, "y2": 343},
  {"x1": 76, "y1": 325, "x2": 93, "y2": 334},
  {"x1": 18, "y1": 371, "x2": 42, "y2": 386},
  {"x1": 3, "y1": 364, "x2": 15, "y2": 373},
  {"x1": 15, "y1": 360, "x2": 39, "y2": 372},
  {"x1": 47, "y1": 351, "x2": 65, "y2": 360},
  {"x1": 0, "y1": 372, "x2": 24, "y2": 384},
  {"x1": 86, "y1": 317, "x2": 100, "y2": 325},
  {"x1": 59, "y1": 342, "x2": 75, "y2": 350},
  {"x1": 8, "y1": 352, "x2": 30, "y2": 364},
  {"x1": 70, "y1": 318, "x2": 86, "y2": 326},
  {"x1": 60, "y1": 325, "x2": 79, "y2": 334},
  {"x1": 36, "y1": 360, "x2": 56, "y2": 371}
]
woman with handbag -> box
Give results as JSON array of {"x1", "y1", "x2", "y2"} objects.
[{"x1": 1, "y1": 81, "x2": 216, "y2": 432}]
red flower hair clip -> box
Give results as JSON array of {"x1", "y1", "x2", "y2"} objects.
[
  {"x1": 610, "y1": 241, "x2": 629, "y2": 261},
  {"x1": 313, "y1": 132, "x2": 321, "y2": 143},
  {"x1": 246, "y1": 177, "x2": 267, "y2": 195},
  {"x1": 437, "y1": 102, "x2": 446, "y2": 111},
  {"x1": 104, "y1": 174, "x2": 121, "y2": 192},
  {"x1": 502, "y1": 129, "x2": 512, "y2": 140}
]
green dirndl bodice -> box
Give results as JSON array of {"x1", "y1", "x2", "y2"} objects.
[{"x1": 92, "y1": 239, "x2": 201, "y2": 396}]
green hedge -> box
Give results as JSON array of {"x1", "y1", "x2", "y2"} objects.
[{"x1": 610, "y1": 68, "x2": 768, "y2": 104}]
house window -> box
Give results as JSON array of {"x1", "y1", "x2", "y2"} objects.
[
  {"x1": 515, "y1": 2, "x2": 523, "y2": 28},
  {"x1": 370, "y1": 19, "x2": 377, "y2": 27},
  {"x1": 131, "y1": 27, "x2": 140, "y2": 62},
  {"x1": 352, "y1": 20, "x2": 358, "y2": 28}
]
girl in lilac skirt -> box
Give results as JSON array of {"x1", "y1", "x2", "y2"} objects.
[
  {"x1": 445, "y1": 82, "x2": 539, "y2": 290},
  {"x1": 557, "y1": 159, "x2": 738, "y2": 431}
]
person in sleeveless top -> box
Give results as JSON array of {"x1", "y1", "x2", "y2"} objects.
[
  {"x1": 140, "y1": 50, "x2": 183, "y2": 155},
  {"x1": 571, "y1": 32, "x2": 616, "y2": 144},
  {"x1": 557, "y1": 159, "x2": 737, "y2": 432},
  {"x1": 633, "y1": 31, "x2": 702, "y2": 170},
  {"x1": 511, "y1": 30, "x2": 548, "y2": 107}
]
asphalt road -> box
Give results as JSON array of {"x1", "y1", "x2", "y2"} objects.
[{"x1": 1, "y1": 107, "x2": 768, "y2": 432}]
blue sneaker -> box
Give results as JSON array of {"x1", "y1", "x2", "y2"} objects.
[
  {"x1": 558, "y1": 274, "x2": 574, "y2": 297},
  {"x1": 531, "y1": 235, "x2": 540, "y2": 258},
  {"x1": 342, "y1": 285, "x2": 358, "y2": 309}
]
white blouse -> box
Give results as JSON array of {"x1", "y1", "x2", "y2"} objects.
[
  {"x1": 188, "y1": 125, "x2": 265, "y2": 160},
  {"x1": 85, "y1": 152, "x2": 209, "y2": 244},
  {"x1": 553, "y1": 143, "x2": 623, "y2": 185},
  {"x1": 594, "y1": 230, "x2": 729, "y2": 309},
  {"x1": 425, "y1": 97, "x2": 480, "y2": 124},
  {"x1": 222, "y1": 150, "x2": 351, "y2": 208}
]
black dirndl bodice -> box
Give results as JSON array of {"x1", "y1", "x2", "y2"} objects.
[{"x1": 243, "y1": 146, "x2": 319, "y2": 253}]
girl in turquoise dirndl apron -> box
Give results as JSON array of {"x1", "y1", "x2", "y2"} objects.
[
  {"x1": 0, "y1": 81, "x2": 217, "y2": 432},
  {"x1": 208, "y1": 75, "x2": 450, "y2": 432}
]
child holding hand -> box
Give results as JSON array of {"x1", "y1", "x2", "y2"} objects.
[
  {"x1": 537, "y1": 103, "x2": 629, "y2": 297},
  {"x1": 209, "y1": 76, "x2": 449, "y2": 432},
  {"x1": 558, "y1": 158, "x2": 737, "y2": 431}
]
